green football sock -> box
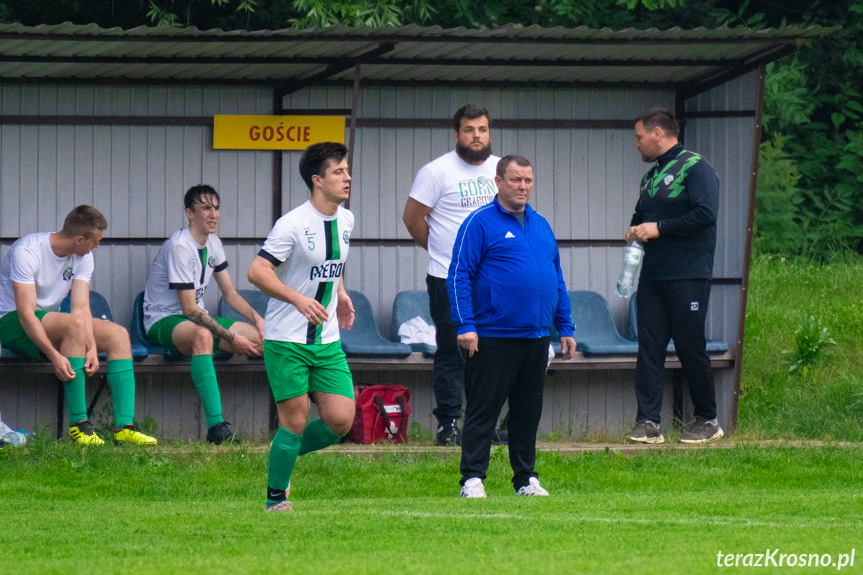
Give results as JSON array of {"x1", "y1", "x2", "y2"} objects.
[
  {"x1": 190, "y1": 355, "x2": 224, "y2": 429},
  {"x1": 65, "y1": 357, "x2": 87, "y2": 425},
  {"x1": 107, "y1": 359, "x2": 136, "y2": 428},
  {"x1": 267, "y1": 426, "x2": 302, "y2": 505},
  {"x1": 298, "y1": 418, "x2": 343, "y2": 456}
]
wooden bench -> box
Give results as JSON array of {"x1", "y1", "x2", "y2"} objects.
[
  {"x1": 0, "y1": 288, "x2": 734, "y2": 438},
  {"x1": 346, "y1": 352, "x2": 733, "y2": 371}
]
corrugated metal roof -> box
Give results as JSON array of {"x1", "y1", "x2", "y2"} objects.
[{"x1": 0, "y1": 22, "x2": 836, "y2": 89}]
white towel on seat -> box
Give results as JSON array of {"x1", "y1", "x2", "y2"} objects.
[{"x1": 397, "y1": 316, "x2": 437, "y2": 347}]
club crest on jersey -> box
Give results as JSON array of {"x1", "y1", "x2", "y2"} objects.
[
  {"x1": 207, "y1": 256, "x2": 215, "y2": 268},
  {"x1": 343, "y1": 231, "x2": 350, "y2": 245},
  {"x1": 663, "y1": 175, "x2": 675, "y2": 186},
  {"x1": 62, "y1": 267, "x2": 73, "y2": 281}
]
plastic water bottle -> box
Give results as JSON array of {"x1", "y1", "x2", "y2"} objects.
[
  {"x1": 615, "y1": 241, "x2": 644, "y2": 298},
  {"x1": 2, "y1": 430, "x2": 26, "y2": 446}
]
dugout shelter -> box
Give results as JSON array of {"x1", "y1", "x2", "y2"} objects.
[{"x1": 0, "y1": 22, "x2": 833, "y2": 439}]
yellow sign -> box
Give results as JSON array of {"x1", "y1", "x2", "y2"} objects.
[{"x1": 213, "y1": 115, "x2": 345, "y2": 150}]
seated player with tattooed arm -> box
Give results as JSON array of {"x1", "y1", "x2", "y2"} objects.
[{"x1": 143, "y1": 185, "x2": 265, "y2": 444}]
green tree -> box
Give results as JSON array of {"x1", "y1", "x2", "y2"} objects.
[
  {"x1": 286, "y1": 0, "x2": 687, "y2": 29},
  {"x1": 646, "y1": 0, "x2": 863, "y2": 257},
  {"x1": 757, "y1": 1, "x2": 863, "y2": 257},
  {"x1": 0, "y1": 0, "x2": 689, "y2": 30},
  {"x1": 0, "y1": 0, "x2": 292, "y2": 30}
]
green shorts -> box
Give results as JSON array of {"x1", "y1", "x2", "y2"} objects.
[
  {"x1": 146, "y1": 315, "x2": 236, "y2": 357},
  {"x1": 264, "y1": 340, "x2": 354, "y2": 402},
  {"x1": 0, "y1": 310, "x2": 50, "y2": 360}
]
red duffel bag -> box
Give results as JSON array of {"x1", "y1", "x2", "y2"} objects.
[{"x1": 346, "y1": 385, "x2": 412, "y2": 444}]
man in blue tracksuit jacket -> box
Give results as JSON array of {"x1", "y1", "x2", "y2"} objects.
[{"x1": 447, "y1": 154, "x2": 576, "y2": 498}]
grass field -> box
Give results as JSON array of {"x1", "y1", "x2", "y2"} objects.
[
  {"x1": 2, "y1": 439, "x2": 862, "y2": 575},
  {"x1": 739, "y1": 255, "x2": 863, "y2": 440},
  {"x1": 3, "y1": 257, "x2": 863, "y2": 574}
]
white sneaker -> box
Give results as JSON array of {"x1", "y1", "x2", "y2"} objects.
[
  {"x1": 460, "y1": 477, "x2": 487, "y2": 498},
  {"x1": 515, "y1": 477, "x2": 549, "y2": 496},
  {"x1": 265, "y1": 500, "x2": 293, "y2": 512}
]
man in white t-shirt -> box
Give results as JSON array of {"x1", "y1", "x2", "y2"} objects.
[
  {"x1": 0, "y1": 205, "x2": 157, "y2": 446},
  {"x1": 249, "y1": 142, "x2": 356, "y2": 512},
  {"x1": 402, "y1": 105, "x2": 502, "y2": 446},
  {"x1": 143, "y1": 185, "x2": 265, "y2": 445}
]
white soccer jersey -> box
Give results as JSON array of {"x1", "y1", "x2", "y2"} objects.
[
  {"x1": 259, "y1": 201, "x2": 353, "y2": 345},
  {"x1": 409, "y1": 150, "x2": 499, "y2": 278},
  {"x1": 0, "y1": 232, "x2": 95, "y2": 316},
  {"x1": 143, "y1": 228, "x2": 228, "y2": 332}
]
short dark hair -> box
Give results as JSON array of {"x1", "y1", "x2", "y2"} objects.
[
  {"x1": 635, "y1": 107, "x2": 680, "y2": 137},
  {"x1": 61, "y1": 205, "x2": 107, "y2": 238},
  {"x1": 453, "y1": 105, "x2": 490, "y2": 132},
  {"x1": 299, "y1": 142, "x2": 348, "y2": 192},
  {"x1": 184, "y1": 184, "x2": 220, "y2": 210},
  {"x1": 496, "y1": 155, "x2": 533, "y2": 179}
]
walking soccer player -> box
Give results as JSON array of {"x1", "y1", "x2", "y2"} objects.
[{"x1": 248, "y1": 142, "x2": 356, "y2": 512}]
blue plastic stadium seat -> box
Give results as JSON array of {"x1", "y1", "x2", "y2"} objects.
[
  {"x1": 389, "y1": 290, "x2": 437, "y2": 357},
  {"x1": 0, "y1": 347, "x2": 18, "y2": 359},
  {"x1": 627, "y1": 292, "x2": 729, "y2": 354},
  {"x1": 626, "y1": 293, "x2": 638, "y2": 342},
  {"x1": 131, "y1": 292, "x2": 173, "y2": 357},
  {"x1": 340, "y1": 290, "x2": 412, "y2": 358},
  {"x1": 60, "y1": 291, "x2": 149, "y2": 360},
  {"x1": 217, "y1": 289, "x2": 270, "y2": 321},
  {"x1": 570, "y1": 290, "x2": 639, "y2": 356}
]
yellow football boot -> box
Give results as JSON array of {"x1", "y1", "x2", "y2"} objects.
[
  {"x1": 68, "y1": 421, "x2": 105, "y2": 446},
  {"x1": 114, "y1": 425, "x2": 157, "y2": 446}
]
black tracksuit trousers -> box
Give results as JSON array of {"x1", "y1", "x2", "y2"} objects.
[
  {"x1": 460, "y1": 336, "x2": 549, "y2": 490},
  {"x1": 426, "y1": 275, "x2": 466, "y2": 426},
  {"x1": 634, "y1": 279, "x2": 717, "y2": 423}
]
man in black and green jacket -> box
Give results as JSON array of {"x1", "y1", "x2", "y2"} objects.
[{"x1": 625, "y1": 107, "x2": 724, "y2": 445}]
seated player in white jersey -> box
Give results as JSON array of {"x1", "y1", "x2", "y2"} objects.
[
  {"x1": 143, "y1": 185, "x2": 265, "y2": 445},
  {"x1": 248, "y1": 142, "x2": 356, "y2": 512},
  {"x1": 0, "y1": 205, "x2": 156, "y2": 445}
]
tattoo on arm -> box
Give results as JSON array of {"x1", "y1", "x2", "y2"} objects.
[{"x1": 185, "y1": 308, "x2": 235, "y2": 343}]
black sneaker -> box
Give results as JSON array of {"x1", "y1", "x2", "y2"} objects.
[
  {"x1": 679, "y1": 417, "x2": 724, "y2": 444},
  {"x1": 435, "y1": 421, "x2": 461, "y2": 446},
  {"x1": 206, "y1": 421, "x2": 240, "y2": 445},
  {"x1": 492, "y1": 426, "x2": 509, "y2": 445},
  {"x1": 627, "y1": 420, "x2": 665, "y2": 444}
]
